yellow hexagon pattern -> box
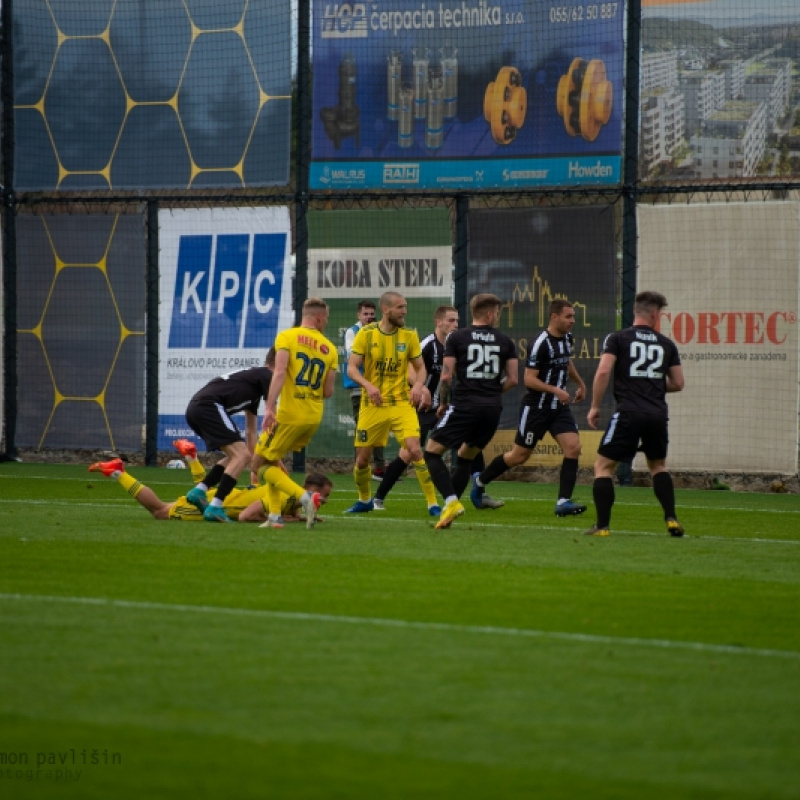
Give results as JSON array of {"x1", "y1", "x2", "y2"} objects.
[
  {"x1": 14, "y1": 0, "x2": 292, "y2": 190},
  {"x1": 16, "y1": 213, "x2": 146, "y2": 450}
]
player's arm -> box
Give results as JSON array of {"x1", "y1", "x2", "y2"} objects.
[
  {"x1": 347, "y1": 351, "x2": 381, "y2": 406},
  {"x1": 408, "y1": 355, "x2": 429, "y2": 409},
  {"x1": 323, "y1": 364, "x2": 336, "y2": 399},
  {"x1": 436, "y1": 355, "x2": 456, "y2": 414},
  {"x1": 262, "y1": 348, "x2": 289, "y2": 431},
  {"x1": 525, "y1": 366, "x2": 571, "y2": 404},
  {"x1": 568, "y1": 360, "x2": 587, "y2": 403},
  {"x1": 237, "y1": 499, "x2": 267, "y2": 523},
  {"x1": 587, "y1": 353, "x2": 616, "y2": 429},
  {"x1": 666, "y1": 364, "x2": 685, "y2": 393},
  {"x1": 501, "y1": 356, "x2": 519, "y2": 393},
  {"x1": 243, "y1": 409, "x2": 258, "y2": 454}
]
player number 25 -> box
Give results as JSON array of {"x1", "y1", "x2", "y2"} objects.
[{"x1": 466, "y1": 344, "x2": 501, "y2": 379}]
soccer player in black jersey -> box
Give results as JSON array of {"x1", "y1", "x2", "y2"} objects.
[
  {"x1": 470, "y1": 299, "x2": 587, "y2": 517},
  {"x1": 182, "y1": 353, "x2": 274, "y2": 523},
  {"x1": 424, "y1": 293, "x2": 519, "y2": 529},
  {"x1": 585, "y1": 290, "x2": 685, "y2": 537}
]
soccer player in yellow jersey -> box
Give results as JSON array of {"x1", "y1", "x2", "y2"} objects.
[
  {"x1": 88, "y1": 449, "x2": 333, "y2": 524},
  {"x1": 344, "y1": 291, "x2": 440, "y2": 515},
  {"x1": 254, "y1": 297, "x2": 338, "y2": 528}
]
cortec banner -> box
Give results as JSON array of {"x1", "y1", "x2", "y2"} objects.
[
  {"x1": 468, "y1": 206, "x2": 617, "y2": 466},
  {"x1": 311, "y1": 0, "x2": 623, "y2": 190},
  {"x1": 158, "y1": 207, "x2": 294, "y2": 451},
  {"x1": 638, "y1": 202, "x2": 800, "y2": 474}
]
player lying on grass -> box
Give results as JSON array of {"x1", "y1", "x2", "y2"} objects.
[{"x1": 88, "y1": 442, "x2": 332, "y2": 525}]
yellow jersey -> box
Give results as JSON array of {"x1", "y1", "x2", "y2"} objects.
[
  {"x1": 350, "y1": 323, "x2": 421, "y2": 407},
  {"x1": 274, "y1": 325, "x2": 338, "y2": 426}
]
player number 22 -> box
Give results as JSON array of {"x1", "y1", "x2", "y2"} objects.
[
  {"x1": 629, "y1": 341, "x2": 664, "y2": 378},
  {"x1": 466, "y1": 344, "x2": 501, "y2": 379},
  {"x1": 296, "y1": 354, "x2": 326, "y2": 389}
]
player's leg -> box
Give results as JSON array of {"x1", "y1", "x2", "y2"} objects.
[
  {"x1": 553, "y1": 428, "x2": 586, "y2": 517},
  {"x1": 173, "y1": 439, "x2": 206, "y2": 483},
  {"x1": 402, "y1": 429, "x2": 440, "y2": 517},
  {"x1": 373, "y1": 448, "x2": 410, "y2": 508},
  {"x1": 256, "y1": 423, "x2": 322, "y2": 528},
  {"x1": 346, "y1": 406, "x2": 389, "y2": 512},
  {"x1": 585, "y1": 411, "x2": 635, "y2": 536},
  {"x1": 203, "y1": 440, "x2": 249, "y2": 522},
  {"x1": 88, "y1": 458, "x2": 172, "y2": 520},
  {"x1": 643, "y1": 417, "x2": 683, "y2": 536}
]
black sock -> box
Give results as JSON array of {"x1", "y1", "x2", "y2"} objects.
[
  {"x1": 653, "y1": 471, "x2": 677, "y2": 520},
  {"x1": 472, "y1": 451, "x2": 486, "y2": 473},
  {"x1": 558, "y1": 458, "x2": 579, "y2": 500},
  {"x1": 451, "y1": 456, "x2": 476, "y2": 498},
  {"x1": 424, "y1": 451, "x2": 455, "y2": 498},
  {"x1": 214, "y1": 472, "x2": 238, "y2": 504},
  {"x1": 375, "y1": 456, "x2": 407, "y2": 501},
  {"x1": 203, "y1": 463, "x2": 226, "y2": 489},
  {"x1": 480, "y1": 454, "x2": 511, "y2": 486},
  {"x1": 593, "y1": 477, "x2": 614, "y2": 528}
]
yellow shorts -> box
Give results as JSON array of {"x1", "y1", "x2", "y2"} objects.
[
  {"x1": 168, "y1": 487, "x2": 269, "y2": 521},
  {"x1": 255, "y1": 421, "x2": 320, "y2": 461},
  {"x1": 355, "y1": 402, "x2": 420, "y2": 448},
  {"x1": 168, "y1": 497, "x2": 204, "y2": 521}
]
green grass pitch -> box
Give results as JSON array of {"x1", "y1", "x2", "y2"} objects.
[{"x1": 1, "y1": 462, "x2": 799, "y2": 799}]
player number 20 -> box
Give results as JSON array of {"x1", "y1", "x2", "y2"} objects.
[
  {"x1": 629, "y1": 341, "x2": 664, "y2": 378},
  {"x1": 296, "y1": 353, "x2": 326, "y2": 389},
  {"x1": 466, "y1": 344, "x2": 501, "y2": 379}
]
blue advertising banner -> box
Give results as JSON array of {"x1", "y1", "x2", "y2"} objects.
[
  {"x1": 311, "y1": 0, "x2": 624, "y2": 190},
  {"x1": 157, "y1": 208, "x2": 294, "y2": 452}
]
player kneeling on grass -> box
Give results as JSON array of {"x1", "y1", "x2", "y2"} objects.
[{"x1": 88, "y1": 443, "x2": 332, "y2": 524}]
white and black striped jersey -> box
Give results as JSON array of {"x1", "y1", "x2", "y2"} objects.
[
  {"x1": 524, "y1": 329, "x2": 575, "y2": 410},
  {"x1": 603, "y1": 325, "x2": 681, "y2": 414},
  {"x1": 420, "y1": 332, "x2": 445, "y2": 410},
  {"x1": 445, "y1": 325, "x2": 517, "y2": 407}
]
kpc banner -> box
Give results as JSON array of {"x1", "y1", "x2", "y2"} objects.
[
  {"x1": 157, "y1": 207, "x2": 293, "y2": 451},
  {"x1": 311, "y1": 0, "x2": 623, "y2": 190}
]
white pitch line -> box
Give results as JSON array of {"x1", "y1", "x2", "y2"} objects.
[{"x1": 1, "y1": 592, "x2": 797, "y2": 662}]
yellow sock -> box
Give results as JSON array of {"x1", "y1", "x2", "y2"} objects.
[
  {"x1": 188, "y1": 458, "x2": 205, "y2": 483},
  {"x1": 353, "y1": 464, "x2": 372, "y2": 501},
  {"x1": 412, "y1": 459, "x2": 438, "y2": 506},
  {"x1": 117, "y1": 471, "x2": 144, "y2": 499},
  {"x1": 259, "y1": 465, "x2": 304, "y2": 502},
  {"x1": 268, "y1": 484, "x2": 283, "y2": 517}
]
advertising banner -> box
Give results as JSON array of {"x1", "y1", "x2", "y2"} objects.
[
  {"x1": 158, "y1": 207, "x2": 294, "y2": 451},
  {"x1": 467, "y1": 206, "x2": 617, "y2": 466},
  {"x1": 307, "y1": 208, "x2": 453, "y2": 458},
  {"x1": 638, "y1": 202, "x2": 800, "y2": 473},
  {"x1": 640, "y1": 0, "x2": 800, "y2": 183},
  {"x1": 311, "y1": 0, "x2": 623, "y2": 190}
]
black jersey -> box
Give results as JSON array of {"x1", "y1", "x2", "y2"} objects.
[
  {"x1": 445, "y1": 325, "x2": 517, "y2": 407},
  {"x1": 420, "y1": 332, "x2": 446, "y2": 410},
  {"x1": 603, "y1": 325, "x2": 681, "y2": 414},
  {"x1": 524, "y1": 329, "x2": 575, "y2": 410},
  {"x1": 189, "y1": 367, "x2": 273, "y2": 415}
]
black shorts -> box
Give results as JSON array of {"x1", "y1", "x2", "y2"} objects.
[
  {"x1": 514, "y1": 403, "x2": 578, "y2": 449},
  {"x1": 429, "y1": 403, "x2": 502, "y2": 450},
  {"x1": 597, "y1": 411, "x2": 669, "y2": 463},
  {"x1": 417, "y1": 410, "x2": 438, "y2": 444},
  {"x1": 185, "y1": 400, "x2": 244, "y2": 451}
]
